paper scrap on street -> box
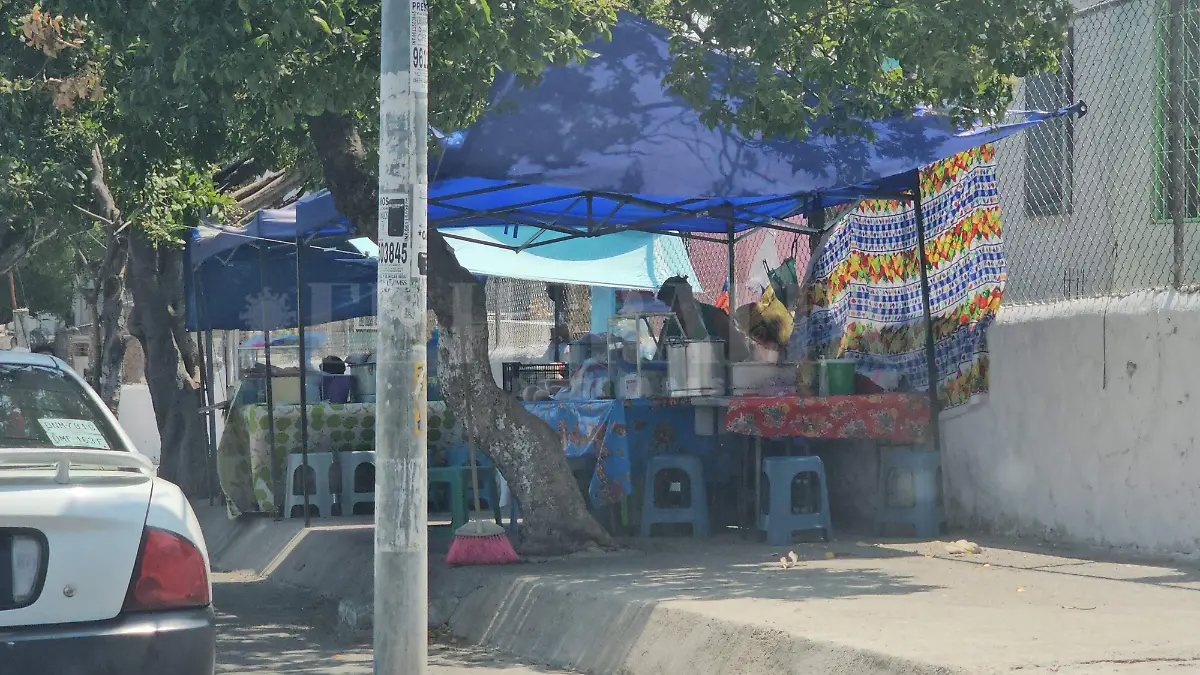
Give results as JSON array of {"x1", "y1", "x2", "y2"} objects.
[{"x1": 945, "y1": 540, "x2": 983, "y2": 555}]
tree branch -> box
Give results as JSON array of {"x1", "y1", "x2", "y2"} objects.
[{"x1": 88, "y1": 143, "x2": 121, "y2": 225}]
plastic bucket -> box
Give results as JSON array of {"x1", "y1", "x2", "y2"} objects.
[{"x1": 820, "y1": 359, "x2": 857, "y2": 396}]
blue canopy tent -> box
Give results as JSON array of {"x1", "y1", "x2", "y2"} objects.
[
  {"x1": 296, "y1": 13, "x2": 1083, "y2": 243},
  {"x1": 196, "y1": 11, "x2": 1086, "y2": 485}
]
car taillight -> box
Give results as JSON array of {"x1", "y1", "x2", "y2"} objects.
[{"x1": 123, "y1": 527, "x2": 209, "y2": 612}]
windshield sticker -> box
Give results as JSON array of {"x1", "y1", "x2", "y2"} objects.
[{"x1": 37, "y1": 419, "x2": 110, "y2": 450}]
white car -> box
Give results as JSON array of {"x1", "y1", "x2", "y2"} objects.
[{"x1": 0, "y1": 351, "x2": 214, "y2": 674}]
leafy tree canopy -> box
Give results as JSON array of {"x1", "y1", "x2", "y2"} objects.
[{"x1": 53, "y1": 0, "x2": 1069, "y2": 161}]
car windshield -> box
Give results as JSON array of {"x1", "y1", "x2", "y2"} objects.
[{"x1": 0, "y1": 363, "x2": 127, "y2": 451}]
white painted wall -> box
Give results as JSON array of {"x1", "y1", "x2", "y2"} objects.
[
  {"x1": 117, "y1": 384, "x2": 160, "y2": 463},
  {"x1": 942, "y1": 291, "x2": 1200, "y2": 555},
  {"x1": 116, "y1": 370, "x2": 228, "y2": 466}
]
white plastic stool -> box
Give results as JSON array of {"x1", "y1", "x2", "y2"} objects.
[
  {"x1": 498, "y1": 471, "x2": 511, "y2": 510},
  {"x1": 496, "y1": 471, "x2": 521, "y2": 532},
  {"x1": 339, "y1": 451, "x2": 376, "y2": 515},
  {"x1": 284, "y1": 452, "x2": 336, "y2": 518}
]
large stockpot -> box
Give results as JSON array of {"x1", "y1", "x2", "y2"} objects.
[
  {"x1": 349, "y1": 360, "x2": 377, "y2": 402},
  {"x1": 666, "y1": 339, "x2": 726, "y2": 397}
]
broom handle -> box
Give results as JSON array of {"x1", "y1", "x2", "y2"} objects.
[
  {"x1": 459, "y1": 315, "x2": 484, "y2": 518},
  {"x1": 467, "y1": 433, "x2": 483, "y2": 516}
]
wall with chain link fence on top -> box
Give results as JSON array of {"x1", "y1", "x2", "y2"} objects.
[{"x1": 1002, "y1": 0, "x2": 1200, "y2": 304}]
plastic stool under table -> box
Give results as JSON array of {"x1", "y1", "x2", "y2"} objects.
[
  {"x1": 640, "y1": 454, "x2": 709, "y2": 537},
  {"x1": 875, "y1": 448, "x2": 943, "y2": 538},
  {"x1": 284, "y1": 452, "x2": 336, "y2": 519},
  {"x1": 338, "y1": 451, "x2": 376, "y2": 515},
  {"x1": 758, "y1": 455, "x2": 833, "y2": 546}
]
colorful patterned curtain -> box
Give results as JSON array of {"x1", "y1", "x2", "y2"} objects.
[{"x1": 800, "y1": 145, "x2": 1004, "y2": 409}]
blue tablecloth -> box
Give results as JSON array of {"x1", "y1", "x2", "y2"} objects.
[{"x1": 523, "y1": 398, "x2": 729, "y2": 506}]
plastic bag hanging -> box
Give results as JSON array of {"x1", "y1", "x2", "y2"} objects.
[{"x1": 765, "y1": 257, "x2": 802, "y2": 310}]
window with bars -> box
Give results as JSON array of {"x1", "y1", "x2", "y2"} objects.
[
  {"x1": 1157, "y1": 1, "x2": 1200, "y2": 220},
  {"x1": 1024, "y1": 27, "x2": 1075, "y2": 217}
]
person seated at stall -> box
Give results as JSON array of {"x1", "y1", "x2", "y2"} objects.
[{"x1": 541, "y1": 322, "x2": 571, "y2": 364}]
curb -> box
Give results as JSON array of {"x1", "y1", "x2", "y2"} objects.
[{"x1": 446, "y1": 574, "x2": 962, "y2": 675}]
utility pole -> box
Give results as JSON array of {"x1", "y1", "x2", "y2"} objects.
[{"x1": 376, "y1": 0, "x2": 429, "y2": 670}]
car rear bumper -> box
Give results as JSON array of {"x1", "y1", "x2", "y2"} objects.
[{"x1": 0, "y1": 606, "x2": 215, "y2": 675}]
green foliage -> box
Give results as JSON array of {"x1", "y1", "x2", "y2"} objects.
[
  {"x1": 59, "y1": 0, "x2": 618, "y2": 155},
  {"x1": 0, "y1": 3, "x2": 101, "y2": 257},
  {"x1": 0, "y1": 242, "x2": 79, "y2": 324},
  {"x1": 55, "y1": 0, "x2": 1070, "y2": 164},
  {"x1": 0, "y1": 2, "x2": 233, "y2": 251},
  {"x1": 641, "y1": 0, "x2": 1072, "y2": 139}
]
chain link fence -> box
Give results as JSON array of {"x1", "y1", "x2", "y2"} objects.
[{"x1": 1003, "y1": 0, "x2": 1200, "y2": 304}]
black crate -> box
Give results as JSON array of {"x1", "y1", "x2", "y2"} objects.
[{"x1": 502, "y1": 362, "x2": 569, "y2": 394}]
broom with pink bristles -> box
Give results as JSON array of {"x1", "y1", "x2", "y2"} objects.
[
  {"x1": 445, "y1": 440, "x2": 519, "y2": 566},
  {"x1": 446, "y1": 287, "x2": 519, "y2": 566}
]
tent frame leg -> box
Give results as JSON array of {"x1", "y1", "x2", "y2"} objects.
[
  {"x1": 910, "y1": 172, "x2": 942, "y2": 454},
  {"x1": 296, "y1": 236, "x2": 312, "y2": 527}
]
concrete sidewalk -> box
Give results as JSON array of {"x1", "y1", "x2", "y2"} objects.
[
  {"x1": 446, "y1": 537, "x2": 1200, "y2": 674},
  {"x1": 198, "y1": 507, "x2": 1200, "y2": 674}
]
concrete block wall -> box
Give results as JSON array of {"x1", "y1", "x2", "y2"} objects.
[{"x1": 942, "y1": 291, "x2": 1200, "y2": 555}]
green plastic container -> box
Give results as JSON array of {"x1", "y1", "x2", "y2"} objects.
[{"x1": 820, "y1": 359, "x2": 857, "y2": 396}]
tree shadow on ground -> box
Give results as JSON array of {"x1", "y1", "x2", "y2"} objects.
[
  {"x1": 214, "y1": 575, "x2": 370, "y2": 675},
  {"x1": 214, "y1": 574, "x2": 574, "y2": 675}
]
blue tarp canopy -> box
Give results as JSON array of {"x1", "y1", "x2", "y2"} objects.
[
  {"x1": 187, "y1": 223, "x2": 376, "y2": 332},
  {"x1": 191, "y1": 192, "x2": 357, "y2": 268},
  {"x1": 418, "y1": 226, "x2": 697, "y2": 289},
  {"x1": 293, "y1": 12, "x2": 1083, "y2": 241}
]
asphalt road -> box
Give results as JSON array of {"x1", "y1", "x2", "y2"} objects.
[{"x1": 213, "y1": 573, "x2": 570, "y2": 674}]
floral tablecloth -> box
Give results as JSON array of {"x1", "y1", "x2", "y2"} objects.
[
  {"x1": 217, "y1": 397, "x2": 464, "y2": 515},
  {"x1": 524, "y1": 398, "x2": 724, "y2": 507},
  {"x1": 724, "y1": 394, "x2": 930, "y2": 443}
]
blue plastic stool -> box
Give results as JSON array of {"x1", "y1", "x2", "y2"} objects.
[
  {"x1": 507, "y1": 499, "x2": 521, "y2": 533},
  {"x1": 640, "y1": 454, "x2": 709, "y2": 537},
  {"x1": 758, "y1": 456, "x2": 833, "y2": 545},
  {"x1": 876, "y1": 448, "x2": 943, "y2": 538}
]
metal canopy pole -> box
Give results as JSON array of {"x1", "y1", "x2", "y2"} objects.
[
  {"x1": 911, "y1": 172, "x2": 942, "y2": 454},
  {"x1": 808, "y1": 199, "x2": 825, "y2": 257},
  {"x1": 1169, "y1": 0, "x2": 1186, "y2": 287},
  {"x1": 295, "y1": 237, "x2": 311, "y2": 528},
  {"x1": 726, "y1": 220, "x2": 737, "y2": 325},
  {"x1": 377, "y1": 0, "x2": 429, "y2": 669},
  {"x1": 192, "y1": 272, "x2": 220, "y2": 504},
  {"x1": 258, "y1": 243, "x2": 281, "y2": 516},
  {"x1": 203, "y1": 329, "x2": 219, "y2": 502},
  {"x1": 195, "y1": 324, "x2": 213, "y2": 502}
]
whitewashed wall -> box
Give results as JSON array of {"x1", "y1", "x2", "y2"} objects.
[{"x1": 942, "y1": 291, "x2": 1200, "y2": 555}]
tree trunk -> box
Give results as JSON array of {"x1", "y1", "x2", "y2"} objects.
[
  {"x1": 85, "y1": 144, "x2": 129, "y2": 411},
  {"x1": 308, "y1": 113, "x2": 611, "y2": 554},
  {"x1": 127, "y1": 230, "x2": 210, "y2": 497}
]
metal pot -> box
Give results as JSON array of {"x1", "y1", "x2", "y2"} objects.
[
  {"x1": 349, "y1": 361, "x2": 377, "y2": 401},
  {"x1": 666, "y1": 340, "x2": 726, "y2": 397}
]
